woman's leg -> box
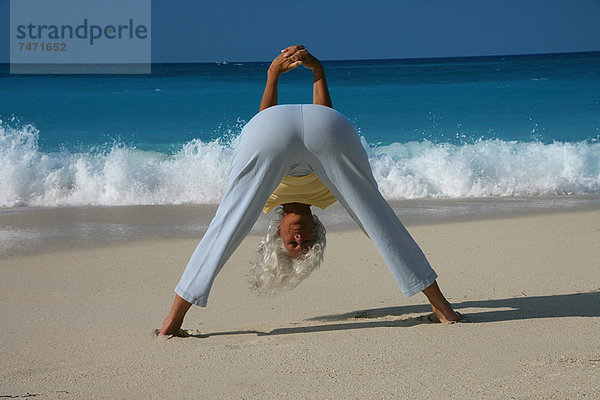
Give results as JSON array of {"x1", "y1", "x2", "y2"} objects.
[
  {"x1": 160, "y1": 106, "x2": 305, "y2": 334},
  {"x1": 175, "y1": 105, "x2": 305, "y2": 306},
  {"x1": 301, "y1": 105, "x2": 459, "y2": 321}
]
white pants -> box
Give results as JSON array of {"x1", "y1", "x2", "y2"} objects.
[{"x1": 175, "y1": 104, "x2": 437, "y2": 306}]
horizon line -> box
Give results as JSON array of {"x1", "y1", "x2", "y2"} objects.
[
  {"x1": 1, "y1": 50, "x2": 598, "y2": 67},
  {"x1": 150, "y1": 50, "x2": 600, "y2": 65}
]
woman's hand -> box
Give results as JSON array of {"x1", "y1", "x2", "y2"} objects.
[
  {"x1": 280, "y1": 45, "x2": 324, "y2": 72},
  {"x1": 281, "y1": 44, "x2": 332, "y2": 108},
  {"x1": 260, "y1": 45, "x2": 332, "y2": 111},
  {"x1": 268, "y1": 47, "x2": 303, "y2": 77},
  {"x1": 260, "y1": 45, "x2": 304, "y2": 111}
]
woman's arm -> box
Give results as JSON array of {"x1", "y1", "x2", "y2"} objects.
[
  {"x1": 259, "y1": 49, "x2": 302, "y2": 112},
  {"x1": 310, "y1": 65, "x2": 332, "y2": 108},
  {"x1": 259, "y1": 45, "x2": 332, "y2": 112},
  {"x1": 258, "y1": 72, "x2": 280, "y2": 112},
  {"x1": 285, "y1": 45, "x2": 332, "y2": 108}
]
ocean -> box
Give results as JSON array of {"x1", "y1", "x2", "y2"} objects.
[{"x1": 1, "y1": 52, "x2": 599, "y2": 253}]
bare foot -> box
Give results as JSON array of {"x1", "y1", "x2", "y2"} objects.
[
  {"x1": 158, "y1": 316, "x2": 184, "y2": 336},
  {"x1": 429, "y1": 302, "x2": 461, "y2": 323},
  {"x1": 158, "y1": 294, "x2": 193, "y2": 336},
  {"x1": 422, "y1": 280, "x2": 461, "y2": 323}
]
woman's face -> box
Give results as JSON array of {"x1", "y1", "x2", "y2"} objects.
[{"x1": 278, "y1": 211, "x2": 315, "y2": 259}]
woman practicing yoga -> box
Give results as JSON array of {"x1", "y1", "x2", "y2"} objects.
[{"x1": 158, "y1": 45, "x2": 461, "y2": 336}]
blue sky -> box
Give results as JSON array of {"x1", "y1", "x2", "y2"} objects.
[{"x1": 1, "y1": 0, "x2": 599, "y2": 62}]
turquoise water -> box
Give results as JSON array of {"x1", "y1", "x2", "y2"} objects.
[{"x1": 1, "y1": 52, "x2": 599, "y2": 207}]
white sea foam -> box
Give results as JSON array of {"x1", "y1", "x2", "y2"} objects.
[
  {"x1": 366, "y1": 139, "x2": 600, "y2": 199},
  {"x1": 1, "y1": 122, "x2": 599, "y2": 208},
  {"x1": 0, "y1": 122, "x2": 234, "y2": 207}
]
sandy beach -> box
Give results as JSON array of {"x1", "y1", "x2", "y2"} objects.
[{"x1": 1, "y1": 207, "x2": 599, "y2": 399}]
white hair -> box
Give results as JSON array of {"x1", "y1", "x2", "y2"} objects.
[{"x1": 249, "y1": 206, "x2": 326, "y2": 296}]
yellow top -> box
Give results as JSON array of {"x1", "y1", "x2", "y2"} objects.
[{"x1": 263, "y1": 173, "x2": 337, "y2": 213}]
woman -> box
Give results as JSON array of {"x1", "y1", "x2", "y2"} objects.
[{"x1": 159, "y1": 45, "x2": 461, "y2": 336}]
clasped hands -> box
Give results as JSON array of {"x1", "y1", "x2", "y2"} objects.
[{"x1": 268, "y1": 45, "x2": 323, "y2": 76}]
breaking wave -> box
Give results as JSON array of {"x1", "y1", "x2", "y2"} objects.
[{"x1": 1, "y1": 121, "x2": 599, "y2": 207}]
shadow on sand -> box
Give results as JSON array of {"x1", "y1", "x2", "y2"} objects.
[{"x1": 175, "y1": 291, "x2": 599, "y2": 339}]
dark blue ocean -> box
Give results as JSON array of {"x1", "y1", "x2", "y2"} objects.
[{"x1": 1, "y1": 52, "x2": 599, "y2": 207}]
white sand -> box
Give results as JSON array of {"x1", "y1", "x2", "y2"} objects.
[{"x1": 1, "y1": 209, "x2": 599, "y2": 399}]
